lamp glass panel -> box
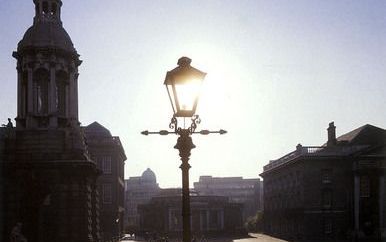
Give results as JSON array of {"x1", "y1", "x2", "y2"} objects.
[
  {"x1": 166, "y1": 83, "x2": 177, "y2": 114},
  {"x1": 175, "y1": 78, "x2": 202, "y2": 112}
]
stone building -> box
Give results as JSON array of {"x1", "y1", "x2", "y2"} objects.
[
  {"x1": 261, "y1": 122, "x2": 386, "y2": 242},
  {"x1": 138, "y1": 192, "x2": 244, "y2": 238},
  {"x1": 193, "y1": 176, "x2": 262, "y2": 220},
  {"x1": 124, "y1": 168, "x2": 160, "y2": 232},
  {"x1": 84, "y1": 122, "x2": 126, "y2": 241},
  {"x1": 0, "y1": 0, "x2": 101, "y2": 241}
]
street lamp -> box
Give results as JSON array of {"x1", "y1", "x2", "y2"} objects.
[
  {"x1": 164, "y1": 56, "x2": 206, "y2": 118},
  {"x1": 141, "y1": 57, "x2": 226, "y2": 242}
]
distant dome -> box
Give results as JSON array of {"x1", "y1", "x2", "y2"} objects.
[
  {"x1": 141, "y1": 168, "x2": 156, "y2": 182},
  {"x1": 18, "y1": 22, "x2": 76, "y2": 54}
]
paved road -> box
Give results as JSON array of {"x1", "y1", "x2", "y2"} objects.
[
  {"x1": 122, "y1": 233, "x2": 287, "y2": 242},
  {"x1": 234, "y1": 233, "x2": 288, "y2": 242},
  {"x1": 206, "y1": 233, "x2": 288, "y2": 242}
]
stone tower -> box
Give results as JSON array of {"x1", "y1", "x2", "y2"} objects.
[
  {"x1": 13, "y1": 0, "x2": 81, "y2": 130},
  {"x1": 1, "y1": 1, "x2": 101, "y2": 241}
]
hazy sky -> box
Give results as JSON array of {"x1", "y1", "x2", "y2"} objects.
[{"x1": 1, "y1": 0, "x2": 385, "y2": 188}]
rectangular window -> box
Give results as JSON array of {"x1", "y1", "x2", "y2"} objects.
[
  {"x1": 324, "y1": 219, "x2": 332, "y2": 234},
  {"x1": 102, "y1": 156, "x2": 112, "y2": 174},
  {"x1": 102, "y1": 184, "x2": 112, "y2": 204},
  {"x1": 322, "y1": 190, "x2": 332, "y2": 209},
  {"x1": 209, "y1": 210, "x2": 219, "y2": 228},
  {"x1": 360, "y1": 176, "x2": 370, "y2": 198},
  {"x1": 322, "y1": 169, "x2": 332, "y2": 184},
  {"x1": 169, "y1": 209, "x2": 182, "y2": 231}
]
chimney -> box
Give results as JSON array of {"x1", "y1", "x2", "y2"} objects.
[
  {"x1": 296, "y1": 143, "x2": 303, "y2": 154},
  {"x1": 327, "y1": 122, "x2": 337, "y2": 146}
]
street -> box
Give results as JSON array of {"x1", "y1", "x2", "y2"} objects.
[
  {"x1": 122, "y1": 233, "x2": 288, "y2": 242},
  {"x1": 234, "y1": 233, "x2": 288, "y2": 242}
]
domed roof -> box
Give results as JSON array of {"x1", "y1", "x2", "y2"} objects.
[
  {"x1": 17, "y1": 21, "x2": 76, "y2": 54},
  {"x1": 141, "y1": 168, "x2": 156, "y2": 182},
  {"x1": 84, "y1": 122, "x2": 112, "y2": 137}
]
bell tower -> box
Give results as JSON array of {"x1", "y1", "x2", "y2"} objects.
[
  {"x1": 1, "y1": 1, "x2": 101, "y2": 242},
  {"x1": 13, "y1": 0, "x2": 81, "y2": 129}
]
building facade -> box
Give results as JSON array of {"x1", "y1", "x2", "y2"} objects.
[
  {"x1": 124, "y1": 168, "x2": 160, "y2": 233},
  {"x1": 85, "y1": 122, "x2": 126, "y2": 241},
  {"x1": 138, "y1": 193, "x2": 244, "y2": 238},
  {"x1": 0, "y1": 1, "x2": 101, "y2": 241},
  {"x1": 194, "y1": 176, "x2": 262, "y2": 220},
  {"x1": 261, "y1": 122, "x2": 386, "y2": 242}
]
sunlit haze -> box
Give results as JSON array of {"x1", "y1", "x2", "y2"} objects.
[{"x1": 1, "y1": 0, "x2": 385, "y2": 188}]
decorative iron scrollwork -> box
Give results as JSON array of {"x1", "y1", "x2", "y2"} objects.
[
  {"x1": 169, "y1": 115, "x2": 178, "y2": 133},
  {"x1": 189, "y1": 115, "x2": 201, "y2": 134},
  {"x1": 168, "y1": 114, "x2": 202, "y2": 134}
]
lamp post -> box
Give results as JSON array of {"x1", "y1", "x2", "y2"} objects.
[{"x1": 141, "y1": 57, "x2": 226, "y2": 242}]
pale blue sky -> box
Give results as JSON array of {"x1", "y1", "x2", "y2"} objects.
[{"x1": 1, "y1": 0, "x2": 385, "y2": 188}]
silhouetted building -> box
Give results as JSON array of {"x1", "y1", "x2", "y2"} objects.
[
  {"x1": 194, "y1": 176, "x2": 262, "y2": 220},
  {"x1": 0, "y1": 1, "x2": 101, "y2": 241},
  {"x1": 124, "y1": 168, "x2": 160, "y2": 233},
  {"x1": 261, "y1": 122, "x2": 386, "y2": 242},
  {"x1": 138, "y1": 192, "x2": 244, "y2": 238},
  {"x1": 85, "y1": 122, "x2": 126, "y2": 241}
]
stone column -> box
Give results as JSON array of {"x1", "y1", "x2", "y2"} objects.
[
  {"x1": 65, "y1": 81, "x2": 70, "y2": 118},
  {"x1": 49, "y1": 66, "x2": 57, "y2": 127},
  {"x1": 354, "y1": 175, "x2": 360, "y2": 231},
  {"x1": 74, "y1": 73, "x2": 79, "y2": 120},
  {"x1": 199, "y1": 210, "x2": 204, "y2": 231},
  {"x1": 68, "y1": 72, "x2": 76, "y2": 123},
  {"x1": 220, "y1": 210, "x2": 224, "y2": 230},
  {"x1": 206, "y1": 210, "x2": 210, "y2": 230},
  {"x1": 17, "y1": 67, "x2": 22, "y2": 117},
  {"x1": 26, "y1": 67, "x2": 35, "y2": 127},
  {"x1": 21, "y1": 78, "x2": 27, "y2": 118},
  {"x1": 380, "y1": 176, "x2": 384, "y2": 230},
  {"x1": 27, "y1": 68, "x2": 33, "y2": 113},
  {"x1": 168, "y1": 209, "x2": 172, "y2": 231}
]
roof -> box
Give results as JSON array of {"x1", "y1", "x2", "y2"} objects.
[
  {"x1": 262, "y1": 123, "x2": 386, "y2": 174},
  {"x1": 18, "y1": 21, "x2": 76, "y2": 54},
  {"x1": 16, "y1": 0, "x2": 78, "y2": 57},
  {"x1": 142, "y1": 168, "x2": 157, "y2": 182},
  {"x1": 84, "y1": 122, "x2": 112, "y2": 137},
  {"x1": 336, "y1": 124, "x2": 386, "y2": 146}
]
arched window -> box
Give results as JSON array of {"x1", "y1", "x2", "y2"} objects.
[
  {"x1": 33, "y1": 69, "x2": 49, "y2": 114},
  {"x1": 42, "y1": 1, "x2": 48, "y2": 14},
  {"x1": 56, "y1": 71, "x2": 68, "y2": 116},
  {"x1": 51, "y1": 3, "x2": 57, "y2": 15}
]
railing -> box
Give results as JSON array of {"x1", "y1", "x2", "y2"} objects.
[
  {"x1": 263, "y1": 144, "x2": 369, "y2": 172},
  {"x1": 263, "y1": 146, "x2": 322, "y2": 171}
]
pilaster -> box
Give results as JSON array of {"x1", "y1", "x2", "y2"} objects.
[
  {"x1": 17, "y1": 67, "x2": 22, "y2": 117},
  {"x1": 26, "y1": 67, "x2": 35, "y2": 128},
  {"x1": 49, "y1": 65, "x2": 57, "y2": 127},
  {"x1": 380, "y1": 175, "x2": 385, "y2": 239},
  {"x1": 354, "y1": 175, "x2": 360, "y2": 231}
]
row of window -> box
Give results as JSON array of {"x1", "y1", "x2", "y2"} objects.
[
  {"x1": 102, "y1": 184, "x2": 112, "y2": 204},
  {"x1": 266, "y1": 176, "x2": 372, "y2": 211},
  {"x1": 265, "y1": 169, "x2": 333, "y2": 194},
  {"x1": 92, "y1": 156, "x2": 112, "y2": 174},
  {"x1": 266, "y1": 219, "x2": 332, "y2": 235}
]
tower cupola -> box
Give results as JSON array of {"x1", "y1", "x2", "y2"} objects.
[
  {"x1": 13, "y1": 0, "x2": 81, "y2": 129},
  {"x1": 33, "y1": 0, "x2": 63, "y2": 24}
]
